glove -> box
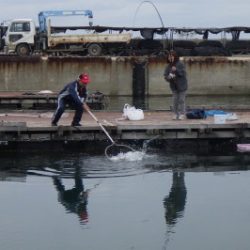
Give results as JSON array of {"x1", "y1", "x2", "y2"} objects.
[{"x1": 167, "y1": 73, "x2": 175, "y2": 80}]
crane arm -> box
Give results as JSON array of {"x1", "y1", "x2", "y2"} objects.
[{"x1": 38, "y1": 10, "x2": 93, "y2": 32}]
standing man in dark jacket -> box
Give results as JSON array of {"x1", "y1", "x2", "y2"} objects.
[
  {"x1": 164, "y1": 51, "x2": 188, "y2": 120},
  {"x1": 51, "y1": 73, "x2": 91, "y2": 126}
]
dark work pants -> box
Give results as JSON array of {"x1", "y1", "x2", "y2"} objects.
[{"x1": 52, "y1": 96, "x2": 84, "y2": 125}]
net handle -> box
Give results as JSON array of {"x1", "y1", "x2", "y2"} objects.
[{"x1": 87, "y1": 110, "x2": 115, "y2": 144}]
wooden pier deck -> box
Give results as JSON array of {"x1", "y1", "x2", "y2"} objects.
[{"x1": 0, "y1": 110, "x2": 250, "y2": 144}]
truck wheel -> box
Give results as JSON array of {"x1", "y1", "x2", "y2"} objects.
[
  {"x1": 16, "y1": 44, "x2": 30, "y2": 56},
  {"x1": 88, "y1": 44, "x2": 102, "y2": 56}
]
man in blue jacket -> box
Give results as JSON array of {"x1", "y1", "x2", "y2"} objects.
[{"x1": 51, "y1": 73, "x2": 91, "y2": 126}]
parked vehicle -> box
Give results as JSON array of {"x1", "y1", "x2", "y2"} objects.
[{"x1": 2, "y1": 10, "x2": 132, "y2": 56}]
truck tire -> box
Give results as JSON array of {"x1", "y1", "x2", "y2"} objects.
[
  {"x1": 87, "y1": 43, "x2": 102, "y2": 56},
  {"x1": 16, "y1": 44, "x2": 30, "y2": 56}
]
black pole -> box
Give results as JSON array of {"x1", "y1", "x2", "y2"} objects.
[{"x1": 132, "y1": 61, "x2": 146, "y2": 109}]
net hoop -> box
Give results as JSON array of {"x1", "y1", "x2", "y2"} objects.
[{"x1": 105, "y1": 143, "x2": 136, "y2": 160}]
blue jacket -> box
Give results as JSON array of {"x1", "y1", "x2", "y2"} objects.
[{"x1": 58, "y1": 80, "x2": 88, "y2": 106}]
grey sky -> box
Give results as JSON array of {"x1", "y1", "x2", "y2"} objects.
[{"x1": 1, "y1": 0, "x2": 250, "y2": 28}]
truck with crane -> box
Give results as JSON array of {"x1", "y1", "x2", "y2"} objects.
[{"x1": 1, "y1": 10, "x2": 132, "y2": 56}]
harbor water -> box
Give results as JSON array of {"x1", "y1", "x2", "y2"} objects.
[
  {"x1": 102, "y1": 95, "x2": 250, "y2": 111},
  {"x1": 0, "y1": 149, "x2": 250, "y2": 250}
]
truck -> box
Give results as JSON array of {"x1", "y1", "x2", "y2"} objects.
[{"x1": 2, "y1": 10, "x2": 132, "y2": 56}]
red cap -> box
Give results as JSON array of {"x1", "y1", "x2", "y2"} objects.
[{"x1": 78, "y1": 73, "x2": 90, "y2": 84}]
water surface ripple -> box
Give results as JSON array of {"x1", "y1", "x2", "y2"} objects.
[
  {"x1": 1, "y1": 152, "x2": 250, "y2": 250},
  {"x1": 1, "y1": 152, "x2": 250, "y2": 179}
]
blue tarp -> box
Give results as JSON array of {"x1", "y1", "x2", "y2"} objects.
[{"x1": 204, "y1": 110, "x2": 228, "y2": 116}]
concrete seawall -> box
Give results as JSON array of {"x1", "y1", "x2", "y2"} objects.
[{"x1": 0, "y1": 55, "x2": 249, "y2": 96}]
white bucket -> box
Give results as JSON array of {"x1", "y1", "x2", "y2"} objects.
[{"x1": 214, "y1": 114, "x2": 227, "y2": 124}]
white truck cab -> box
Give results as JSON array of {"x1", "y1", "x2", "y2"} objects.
[{"x1": 4, "y1": 19, "x2": 36, "y2": 55}]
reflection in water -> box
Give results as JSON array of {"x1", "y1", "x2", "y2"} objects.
[
  {"x1": 1, "y1": 151, "x2": 250, "y2": 250},
  {"x1": 52, "y1": 166, "x2": 89, "y2": 224},
  {"x1": 163, "y1": 172, "x2": 187, "y2": 226},
  {"x1": 162, "y1": 172, "x2": 187, "y2": 248}
]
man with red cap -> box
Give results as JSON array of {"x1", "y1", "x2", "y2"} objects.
[{"x1": 51, "y1": 73, "x2": 91, "y2": 126}]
